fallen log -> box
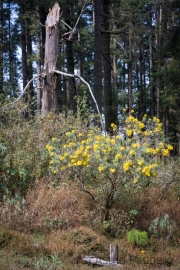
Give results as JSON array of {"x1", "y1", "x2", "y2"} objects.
[{"x1": 82, "y1": 256, "x2": 122, "y2": 267}]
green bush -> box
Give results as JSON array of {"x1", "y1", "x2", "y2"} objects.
[
  {"x1": 149, "y1": 214, "x2": 176, "y2": 240},
  {"x1": 127, "y1": 229, "x2": 148, "y2": 247}
]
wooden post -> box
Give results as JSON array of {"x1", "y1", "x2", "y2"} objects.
[
  {"x1": 42, "y1": 3, "x2": 61, "y2": 115},
  {"x1": 110, "y1": 244, "x2": 119, "y2": 263}
]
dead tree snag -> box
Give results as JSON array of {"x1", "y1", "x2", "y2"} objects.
[{"x1": 42, "y1": 3, "x2": 61, "y2": 115}]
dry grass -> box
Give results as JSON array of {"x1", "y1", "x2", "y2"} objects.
[
  {"x1": 0, "y1": 182, "x2": 94, "y2": 233},
  {"x1": 1, "y1": 179, "x2": 180, "y2": 269},
  {"x1": 46, "y1": 226, "x2": 110, "y2": 263}
]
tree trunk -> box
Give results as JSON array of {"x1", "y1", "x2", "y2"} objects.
[
  {"x1": 103, "y1": 0, "x2": 116, "y2": 132},
  {"x1": 155, "y1": 4, "x2": 162, "y2": 119},
  {"x1": 20, "y1": 6, "x2": 27, "y2": 92},
  {"x1": 94, "y1": 0, "x2": 103, "y2": 114},
  {"x1": 36, "y1": 6, "x2": 41, "y2": 112},
  {"x1": 42, "y1": 3, "x2": 61, "y2": 115},
  {"x1": 128, "y1": 27, "x2": 133, "y2": 113},
  {"x1": 0, "y1": 3, "x2": 3, "y2": 95},
  {"x1": 27, "y1": 26, "x2": 33, "y2": 104}
]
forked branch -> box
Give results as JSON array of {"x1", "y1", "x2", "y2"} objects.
[{"x1": 54, "y1": 69, "x2": 105, "y2": 132}]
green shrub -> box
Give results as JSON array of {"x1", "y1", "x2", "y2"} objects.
[
  {"x1": 127, "y1": 229, "x2": 148, "y2": 247},
  {"x1": 149, "y1": 214, "x2": 176, "y2": 240}
]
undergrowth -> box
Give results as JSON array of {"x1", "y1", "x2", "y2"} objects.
[{"x1": 0, "y1": 105, "x2": 180, "y2": 269}]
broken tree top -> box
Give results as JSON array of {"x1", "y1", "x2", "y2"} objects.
[{"x1": 46, "y1": 3, "x2": 60, "y2": 28}]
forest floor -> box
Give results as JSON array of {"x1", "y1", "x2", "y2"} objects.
[{"x1": 1, "y1": 184, "x2": 180, "y2": 270}]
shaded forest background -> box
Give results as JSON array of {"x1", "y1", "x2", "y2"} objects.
[{"x1": 0, "y1": 0, "x2": 180, "y2": 141}]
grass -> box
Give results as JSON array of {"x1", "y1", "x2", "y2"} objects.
[{"x1": 1, "y1": 192, "x2": 180, "y2": 270}]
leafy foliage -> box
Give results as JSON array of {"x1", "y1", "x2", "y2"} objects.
[
  {"x1": 127, "y1": 229, "x2": 148, "y2": 247},
  {"x1": 149, "y1": 214, "x2": 176, "y2": 240},
  {"x1": 33, "y1": 254, "x2": 63, "y2": 270}
]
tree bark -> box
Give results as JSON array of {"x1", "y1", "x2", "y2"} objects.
[
  {"x1": 36, "y1": 6, "x2": 41, "y2": 112},
  {"x1": 42, "y1": 3, "x2": 61, "y2": 115},
  {"x1": 0, "y1": 3, "x2": 3, "y2": 95},
  {"x1": 103, "y1": 0, "x2": 116, "y2": 132},
  {"x1": 94, "y1": 0, "x2": 103, "y2": 114},
  {"x1": 20, "y1": 5, "x2": 27, "y2": 92},
  {"x1": 128, "y1": 27, "x2": 133, "y2": 113}
]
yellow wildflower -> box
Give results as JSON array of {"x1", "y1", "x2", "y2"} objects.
[
  {"x1": 143, "y1": 131, "x2": 148, "y2": 136},
  {"x1": 110, "y1": 168, "x2": 116, "y2": 173},
  {"x1": 126, "y1": 129, "x2": 133, "y2": 137},
  {"x1": 137, "y1": 159, "x2": 143, "y2": 166},
  {"x1": 167, "y1": 144, "x2": 173, "y2": 151},
  {"x1": 98, "y1": 165, "x2": 105, "y2": 172},
  {"x1": 77, "y1": 160, "x2": 83, "y2": 166},
  {"x1": 130, "y1": 150, "x2": 135, "y2": 156},
  {"x1": 139, "y1": 122, "x2": 145, "y2": 129},
  {"x1": 123, "y1": 160, "x2": 133, "y2": 172},
  {"x1": 159, "y1": 142, "x2": 164, "y2": 148},
  {"x1": 115, "y1": 153, "x2": 122, "y2": 160},
  {"x1": 162, "y1": 149, "x2": 169, "y2": 157}
]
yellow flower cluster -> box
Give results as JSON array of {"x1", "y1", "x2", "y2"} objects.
[
  {"x1": 45, "y1": 114, "x2": 173, "y2": 186},
  {"x1": 123, "y1": 160, "x2": 133, "y2": 172},
  {"x1": 142, "y1": 164, "x2": 158, "y2": 177},
  {"x1": 111, "y1": 123, "x2": 117, "y2": 131}
]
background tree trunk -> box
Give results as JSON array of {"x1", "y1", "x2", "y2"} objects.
[
  {"x1": 93, "y1": 0, "x2": 103, "y2": 115},
  {"x1": 36, "y1": 6, "x2": 41, "y2": 113}
]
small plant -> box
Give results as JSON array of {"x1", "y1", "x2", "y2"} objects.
[
  {"x1": 127, "y1": 229, "x2": 148, "y2": 247},
  {"x1": 126, "y1": 209, "x2": 138, "y2": 229},
  {"x1": 33, "y1": 254, "x2": 63, "y2": 270},
  {"x1": 149, "y1": 214, "x2": 176, "y2": 240}
]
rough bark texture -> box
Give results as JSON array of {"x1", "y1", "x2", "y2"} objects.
[
  {"x1": 128, "y1": 27, "x2": 132, "y2": 113},
  {"x1": 42, "y1": 3, "x2": 61, "y2": 115},
  {"x1": 110, "y1": 244, "x2": 119, "y2": 263},
  {"x1": 94, "y1": 0, "x2": 103, "y2": 114},
  {"x1": 36, "y1": 6, "x2": 41, "y2": 112},
  {"x1": 103, "y1": 0, "x2": 116, "y2": 132},
  {"x1": 20, "y1": 5, "x2": 27, "y2": 91}
]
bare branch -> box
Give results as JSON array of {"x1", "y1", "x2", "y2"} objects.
[
  {"x1": 112, "y1": 38, "x2": 125, "y2": 51},
  {"x1": 39, "y1": 22, "x2": 45, "y2": 27},
  {"x1": 61, "y1": 19, "x2": 72, "y2": 30},
  {"x1": 68, "y1": 1, "x2": 88, "y2": 40},
  {"x1": 54, "y1": 69, "x2": 105, "y2": 133},
  {"x1": 11, "y1": 74, "x2": 41, "y2": 104}
]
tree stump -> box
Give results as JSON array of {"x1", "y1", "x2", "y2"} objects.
[
  {"x1": 110, "y1": 244, "x2": 119, "y2": 263},
  {"x1": 42, "y1": 2, "x2": 61, "y2": 115}
]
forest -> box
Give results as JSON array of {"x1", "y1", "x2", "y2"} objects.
[{"x1": 0, "y1": 0, "x2": 180, "y2": 269}]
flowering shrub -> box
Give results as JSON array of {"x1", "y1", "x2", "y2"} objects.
[{"x1": 46, "y1": 114, "x2": 173, "y2": 220}]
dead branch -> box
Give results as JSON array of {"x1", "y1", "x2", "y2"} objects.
[
  {"x1": 61, "y1": 19, "x2": 72, "y2": 30},
  {"x1": 53, "y1": 69, "x2": 105, "y2": 133},
  {"x1": 68, "y1": 1, "x2": 88, "y2": 40},
  {"x1": 11, "y1": 74, "x2": 41, "y2": 104}
]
